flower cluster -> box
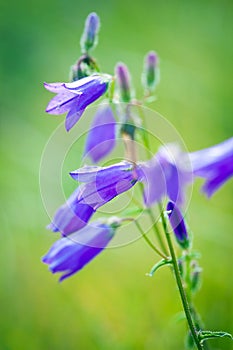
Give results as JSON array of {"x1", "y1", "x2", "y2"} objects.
[{"x1": 43, "y1": 12, "x2": 233, "y2": 287}]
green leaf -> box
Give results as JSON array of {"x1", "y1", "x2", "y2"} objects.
[
  {"x1": 146, "y1": 258, "x2": 172, "y2": 277},
  {"x1": 198, "y1": 330, "x2": 233, "y2": 344}
]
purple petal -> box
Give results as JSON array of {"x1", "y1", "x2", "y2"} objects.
[
  {"x1": 70, "y1": 161, "x2": 133, "y2": 183},
  {"x1": 157, "y1": 144, "x2": 193, "y2": 205},
  {"x1": 44, "y1": 82, "x2": 66, "y2": 93},
  {"x1": 84, "y1": 105, "x2": 116, "y2": 163},
  {"x1": 190, "y1": 137, "x2": 233, "y2": 173},
  {"x1": 167, "y1": 201, "x2": 189, "y2": 249},
  {"x1": 47, "y1": 187, "x2": 95, "y2": 236},
  {"x1": 65, "y1": 103, "x2": 84, "y2": 131},
  {"x1": 64, "y1": 76, "x2": 101, "y2": 91},
  {"x1": 202, "y1": 166, "x2": 233, "y2": 197},
  {"x1": 42, "y1": 222, "x2": 115, "y2": 281},
  {"x1": 137, "y1": 158, "x2": 166, "y2": 206},
  {"x1": 189, "y1": 137, "x2": 233, "y2": 196},
  {"x1": 64, "y1": 75, "x2": 110, "y2": 93},
  {"x1": 138, "y1": 144, "x2": 192, "y2": 207},
  {"x1": 73, "y1": 174, "x2": 136, "y2": 210},
  {"x1": 45, "y1": 91, "x2": 79, "y2": 115}
]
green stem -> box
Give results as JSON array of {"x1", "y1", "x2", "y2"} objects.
[
  {"x1": 159, "y1": 205, "x2": 203, "y2": 350},
  {"x1": 136, "y1": 104, "x2": 152, "y2": 160},
  {"x1": 134, "y1": 221, "x2": 168, "y2": 260},
  {"x1": 138, "y1": 181, "x2": 168, "y2": 256},
  {"x1": 147, "y1": 206, "x2": 169, "y2": 256},
  {"x1": 136, "y1": 105, "x2": 169, "y2": 255}
]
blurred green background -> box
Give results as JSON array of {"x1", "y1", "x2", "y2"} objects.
[{"x1": 0, "y1": 0, "x2": 233, "y2": 349}]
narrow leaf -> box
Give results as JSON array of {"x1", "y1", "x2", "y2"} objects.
[
  {"x1": 146, "y1": 258, "x2": 172, "y2": 277},
  {"x1": 198, "y1": 330, "x2": 233, "y2": 343}
]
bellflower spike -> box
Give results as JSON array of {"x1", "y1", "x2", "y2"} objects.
[
  {"x1": 84, "y1": 104, "x2": 116, "y2": 163},
  {"x1": 42, "y1": 220, "x2": 116, "y2": 281},
  {"x1": 48, "y1": 162, "x2": 138, "y2": 236},
  {"x1": 44, "y1": 74, "x2": 111, "y2": 131},
  {"x1": 189, "y1": 137, "x2": 233, "y2": 197},
  {"x1": 167, "y1": 201, "x2": 189, "y2": 249}
]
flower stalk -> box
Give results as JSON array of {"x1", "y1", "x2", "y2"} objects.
[{"x1": 159, "y1": 204, "x2": 203, "y2": 350}]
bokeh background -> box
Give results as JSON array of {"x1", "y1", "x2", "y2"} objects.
[{"x1": 0, "y1": 0, "x2": 233, "y2": 349}]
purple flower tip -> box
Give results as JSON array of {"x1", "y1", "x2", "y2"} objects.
[
  {"x1": 147, "y1": 51, "x2": 158, "y2": 66},
  {"x1": 142, "y1": 50, "x2": 159, "y2": 92},
  {"x1": 167, "y1": 201, "x2": 189, "y2": 249},
  {"x1": 115, "y1": 63, "x2": 132, "y2": 103}
]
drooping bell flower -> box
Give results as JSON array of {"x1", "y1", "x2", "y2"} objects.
[
  {"x1": 48, "y1": 161, "x2": 138, "y2": 236},
  {"x1": 44, "y1": 74, "x2": 111, "y2": 131},
  {"x1": 189, "y1": 137, "x2": 233, "y2": 197},
  {"x1": 167, "y1": 201, "x2": 189, "y2": 249},
  {"x1": 84, "y1": 104, "x2": 116, "y2": 163},
  {"x1": 43, "y1": 219, "x2": 117, "y2": 281}
]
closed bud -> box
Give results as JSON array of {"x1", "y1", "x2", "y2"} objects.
[
  {"x1": 69, "y1": 63, "x2": 79, "y2": 82},
  {"x1": 167, "y1": 201, "x2": 189, "y2": 249},
  {"x1": 142, "y1": 51, "x2": 160, "y2": 93},
  {"x1": 190, "y1": 262, "x2": 202, "y2": 293},
  {"x1": 115, "y1": 63, "x2": 132, "y2": 103},
  {"x1": 80, "y1": 12, "x2": 100, "y2": 54},
  {"x1": 178, "y1": 258, "x2": 185, "y2": 278}
]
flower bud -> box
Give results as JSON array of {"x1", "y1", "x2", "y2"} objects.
[
  {"x1": 142, "y1": 51, "x2": 160, "y2": 93},
  {"x1": 80, "y1": 12, "x2": 100, "y2": 54},
  {"x1": 178, "y1": 258, "x2": 185, "y2": 278},
  {"x1": 115, "y1": 63, "x2": 132, "y2": 103},
  {"x1": 167, "y1": 201, "x2": 189, "y2": 249},
  {"x1": 190, "y1": 262, "x2": 202, "y2": 293}
]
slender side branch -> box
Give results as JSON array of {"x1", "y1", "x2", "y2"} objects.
[{"x1": 134, "y1": 220, "x2": 168, "y2": 260}]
